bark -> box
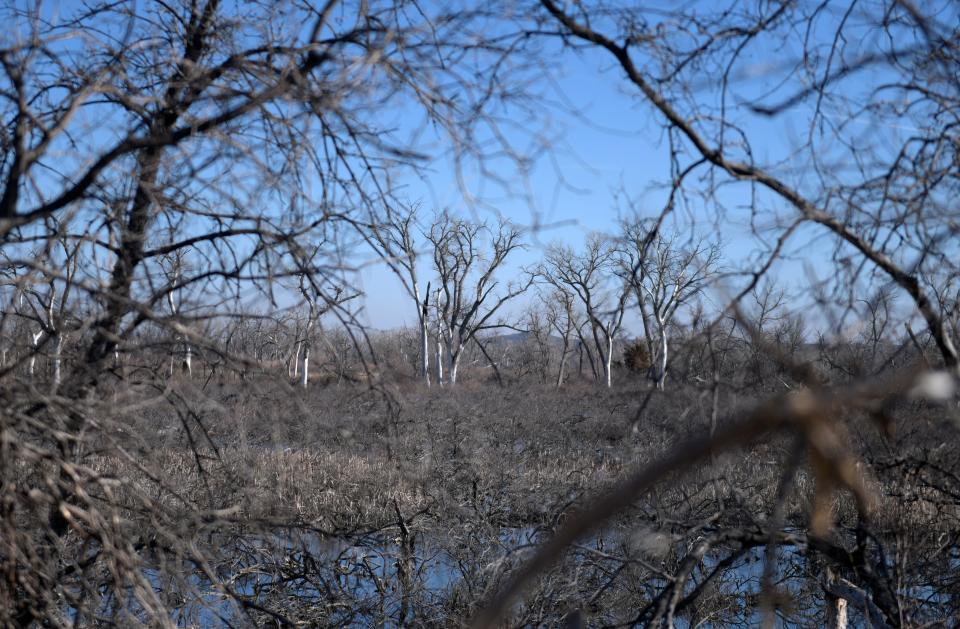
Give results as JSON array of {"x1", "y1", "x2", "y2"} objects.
[
  {"x1": 656, "y1": 326, "x2": 668, "y2": 391},
  {"x1": 435, "y1": 321, "x2": 444, "y2": 386},
  {"x1": 28, "y1": 329, "x2": 42, "y2": 379},
  {"x1": 51, "y1": 332, "x2": 62, "y2": 389},
  {"x1": 419, "y1": 313, "x2": 430, "y2": 386},
  {"x1": 604, "y1": 335, "x2": 613, "y2": 388},
  {"x1": 823, "y1": 578, "x2": 892, "y2": 629},
  {"x1": 419, "y1": 284, "x2": 430, "y2": 386},
  {"x1": 556, "y1": 337, "x2": 570, "y2": 387},
  {"x1": 449, "y1": 350, "x2": 460, "y2": 385},
  {"x1": 291, "y1": 340, "x2": 301, "y2": 379},
  {"x1": 301, "y1": 343, "x2": 310, "y2": 389},
  {"x1": 826, "y1": 594, "x2": 849, "y2": 629}
]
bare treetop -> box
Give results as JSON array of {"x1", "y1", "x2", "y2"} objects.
[{"x1": 536, "y1": 0, "x2": 960, "y2": 369}]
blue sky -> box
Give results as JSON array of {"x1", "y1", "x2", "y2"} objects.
[
  {"x1": 352, "y1": 67, "x2": 653, "y2": 327},
  {"x1": 346, "y1": 1, "x2": 951, "y2": 336},
  {"x1": 10, "y1": 0, "x2": 944, "y2": 339},
  {"x1": 351, "y1": 39, "x2": 804, "y2": 331}
]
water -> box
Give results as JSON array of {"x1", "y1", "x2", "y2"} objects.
[{"x1": 67, "y1": 526, "x2": 955, "y2": 627}]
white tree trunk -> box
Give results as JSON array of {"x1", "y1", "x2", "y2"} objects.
[
  {"x1": 420, "y1": 314, "x2": 431, "y2": 386},
  {"x1": 29, "y1": 330, "x2": 42, "y2": 379},
  {"x1": 826, "y1": 594, "x2": 848, "y2": 629},
  {"x1": 184, "y1": 344, "x2": 192, "y2": 377},
  {"x1": 656, "y1": 328, "x2": 668, "y2": 391},
  {"x1": 556, "y1": 342, "x2": 569, "y2": 388},
  {"x1": 301, "y1": 344, "x2": 310, "y2": 389},
  {"x1": 292, "y1": 341, "x2": 301, "y2": 378},
  {"x1": 604, "y1": 335, "x2": 613, "y2": 388},
  {"x1": 449, "y1": 350, "x2": 460, "y2": 385},
  {"x1": 435, "y1": 340, "x2": 444, "y2": 386},
  {"x1": 52, "y1": 332, "x2": 63, "y2": 388}
]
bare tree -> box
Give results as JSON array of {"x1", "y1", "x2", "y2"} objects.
[
  {"x1": 362, "y1": 203, "x2": 432, "y2": 385},
  {"x1": 426, "y1": 210, "x2": 529, "y2": 385},
  {"x1": 293, "y1": 242, "x2": 360, "y2": 389},
  {"x1": 540, "y1": 235, "x2": 629, "y2": 388},
  {"x1": 468, "y1": 5, "x2": 960, "y2": 624},
  {"x1": 0, "y1": 1, "x2": 546, "y2": 624},
  {"x1": 536, "y1": 0, "x2": 960, "y2": 373},
  {"x1": 514, "y1": 304, "x2": 552, "y2": 384},
  {"x1": 16, "y1": 221, "x2": 83, "y2": 389},
  {"x1": 297, "y1": 279, "x2": 334, "y2": 389},
  {"x1": 1, "y1": 1, "x2": 957, "y2": 626},
  {"x1": 542, "y1": 286, "x2": 578, "y2": 387},
  {"x1": 621, "y1": 220, "x2": 720, "y2": 390},
  {"x1": 160, "y1": 249, "x2": 192, "y2": 377}
]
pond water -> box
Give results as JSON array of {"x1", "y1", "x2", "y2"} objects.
[{"x1": 74, "y1": 526, "x2": 955, "y2": 627}]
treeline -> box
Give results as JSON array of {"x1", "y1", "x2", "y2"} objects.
[
  {"x1": 1, "y1": 278, "x2": 922, "y2": 395},
  {"x1": 2, "y1": 198, "x2": 930, "y2": 397}
]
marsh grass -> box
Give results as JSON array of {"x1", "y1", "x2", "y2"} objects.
[{"x1": 41, "y1": 374, "x2": 956, "y2": 626}]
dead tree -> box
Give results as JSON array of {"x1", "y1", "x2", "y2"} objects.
[
  {"x1": 541, "y1": 286, "x2": 578, "y2": 387},
  {"x1": 538, "y1": 0, "x2": 960, "y2": 373},
  {"x1": 294, "y1": 246, "x2": 359, "y2": 389},
  {"x1": 362, "y1": 203, "x2": 433, "y2": 385},
  {"x1": 18, "y1": 222, "x2": 83, "y2": 389},
  {"x1": 426, "y1": 211, "x2": 529, "y2": 385},
  {"x1": 539, "y1": 236, "x2": 629, "y2": 388},
  {"x1": 620, "y1": 220, "x2": 719, "y2": 390},
  {"x1": 0, "y1": 1, "x2": 543, "y2": 623},
  {"x1": 161, "y1": 249, "x2": 192, "y2": 377}
]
